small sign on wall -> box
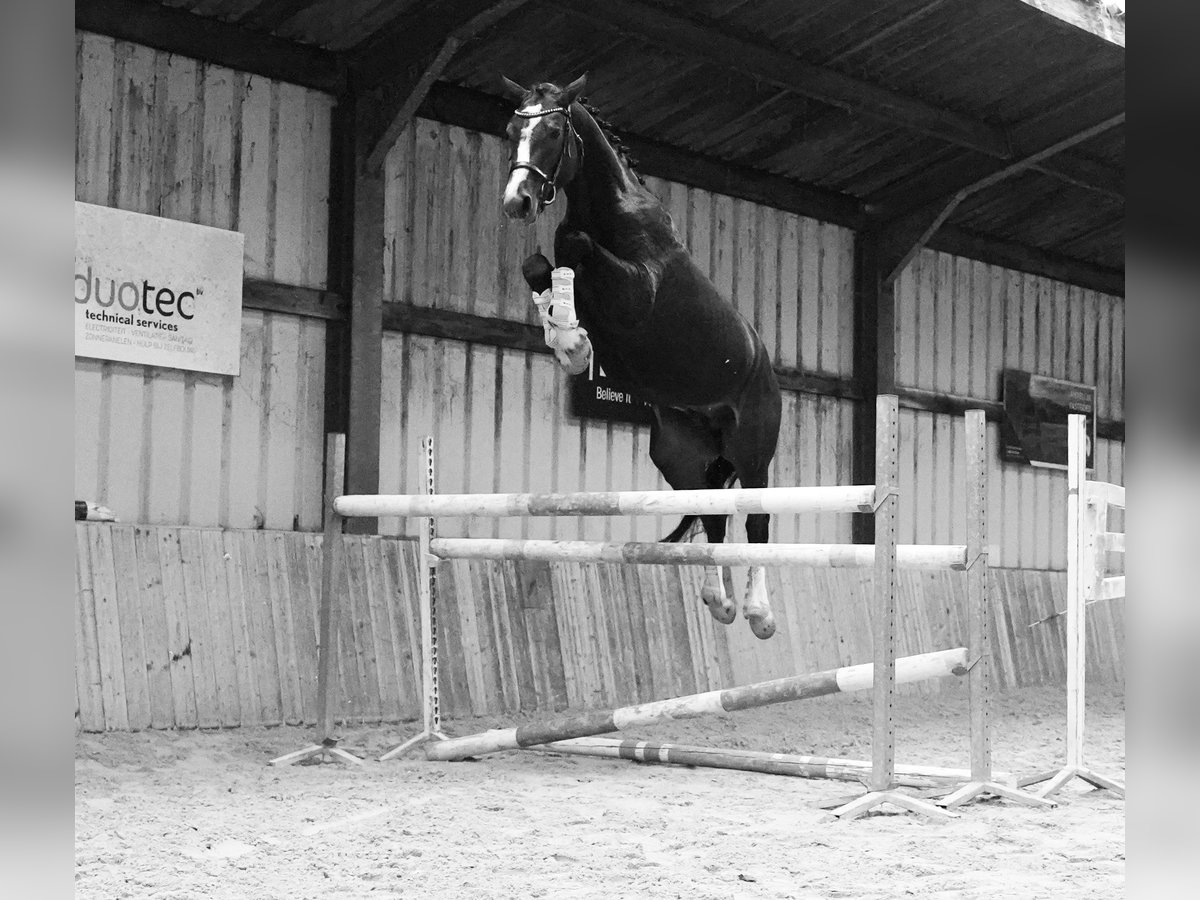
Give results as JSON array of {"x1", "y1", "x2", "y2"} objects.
[
  {"x1": 569, "y1": 360, "x2": 655, "y2": 426},
  {"x1": 1000, "y1": 370, "x2": 1096, "y2": 470},
  {"x1": 74, "y1": 202, "x2": 244, "y2": 375}
]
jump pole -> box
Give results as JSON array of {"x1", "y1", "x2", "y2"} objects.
[
  {"x1": 424, "y1": 647, "x2": 968, "y2": 760},
  {"x1": 270, "y1": 434, "x2": 364, "y2": 766},
  {"x1": 1018, "y1": 414, "x2": 1125, "y2": 799},
  {"x1": 529, "y1": 736, "x2": 1017, "y2": 789}
]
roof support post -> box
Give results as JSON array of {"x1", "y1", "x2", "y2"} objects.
[
  {"x1": 851, "y1": 231, "x2": 898, "y2": 545},
  {"x1": 343, "y1": 103, "x2": 386, "y2": 534}
]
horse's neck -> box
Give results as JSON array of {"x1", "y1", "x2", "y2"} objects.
[{"x1": 565, "y1": 107, "x2": 674, "y2": 256}]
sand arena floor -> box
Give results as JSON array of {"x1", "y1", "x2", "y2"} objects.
[{"x1": 75, "y1": 682, "x2": 1124, "y2": 899}]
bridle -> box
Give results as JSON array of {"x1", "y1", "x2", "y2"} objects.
[{"x1": 509, "y1": 104, "x2": 582, "y2": 208}]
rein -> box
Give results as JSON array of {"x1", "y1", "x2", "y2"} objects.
[{"x1": 510, "y1": 105, "x2": 582, "y2": 208}]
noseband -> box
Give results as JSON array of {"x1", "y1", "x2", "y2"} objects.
[{"x1": 510, "y1": 105, "x2": 581, "y2": 208}]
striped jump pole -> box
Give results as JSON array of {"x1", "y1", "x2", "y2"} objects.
[
  {"x1": 425, "y1": 647, "x2": 968, "y2": 761},
  {"x1": 529, "y1": 737, "x2": 1017, "y2": 790}
]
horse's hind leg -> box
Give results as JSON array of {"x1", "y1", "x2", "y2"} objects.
[
  {"x1": 740, "y1": 480, "x2": 776, "y2": 640},
  {"x1": 724, "y1": 381, "x2": 782, "y2": 640},
  {"x1": 650, "y1": 409, "x2": 736, "y2": 625}
]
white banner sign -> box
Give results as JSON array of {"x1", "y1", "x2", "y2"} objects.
[{"x1": 75, "y1": 202, "x2": 244, "y2": 375}]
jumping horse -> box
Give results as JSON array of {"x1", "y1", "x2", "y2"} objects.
[{"x1": 500, "y1": 75, "x2": 783, "y2": 639}]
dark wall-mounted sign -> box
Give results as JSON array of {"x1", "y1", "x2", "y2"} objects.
[
  {"x1": 569, "y1": 362, "x2": 655, "y2": 426},
  {"x1": 1001, "y1": 370, "x2": 1096, "y2": 470}
]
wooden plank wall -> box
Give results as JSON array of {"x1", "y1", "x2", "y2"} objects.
[
  {"x1": 379, "y1": 118, "x2": 857, "y2": 544},
  {"x1": 894, "y1": 249, "x2": 1125, "y2": 569},
  {"x1": 75, "y1": 523, "x2": 1124, "y2": 732},
  {"x1": 74, "y1": 32, "x2": 332, "y2": 530}
]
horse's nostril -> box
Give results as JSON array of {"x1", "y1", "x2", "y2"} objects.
[{"x1": 519, "y1": 195, "x2": 532, "y2": 217}]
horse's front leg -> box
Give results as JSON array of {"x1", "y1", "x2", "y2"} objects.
[{"x1": 556, "y1": 230, "x2": 656, "y2": 319}]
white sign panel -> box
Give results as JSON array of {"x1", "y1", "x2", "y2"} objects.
[{"x1": 75, "y1": 202, "x2": 244, "y2": 375}]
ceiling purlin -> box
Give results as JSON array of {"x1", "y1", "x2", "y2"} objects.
[{"x1": 544, "y1": 0, "x2": 1012, "y2": 159}]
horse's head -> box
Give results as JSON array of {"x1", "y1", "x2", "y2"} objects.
[{"x1": 500, "y1": 74, "x2": 587, "y2": 224}]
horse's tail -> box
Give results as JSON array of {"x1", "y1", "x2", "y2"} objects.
[{"x1": 661, "y1": 458, "x2": 738, "y2": 542}]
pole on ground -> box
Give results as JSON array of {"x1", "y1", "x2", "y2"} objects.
[
  {"x1": 380, "y1": 435, "x2": 450, "y2": 759},
  {"x1": 271, "y1": 434, "x2": 363, "y2": 766}
]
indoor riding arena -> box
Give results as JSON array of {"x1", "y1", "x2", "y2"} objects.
[{"x1": 74, "y1": 2, "x2": 1125, "y2": 897}]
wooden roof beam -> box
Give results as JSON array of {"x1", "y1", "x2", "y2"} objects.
[
  {"x1": 351, "y1": 0, "x2": 532, "y2": 171},
  {"x1": 873, "y1": 111, "x2": 1122, "y2": 283},
  {"x1": 549, "y1": 0, "x2": 1012, "y2": 159},
  {"x1": 75, "y1": 0, "x2": 344, "y2": 93},
  {"x1": 1016, "y1": 0, "x2": 1125, "y2": 47},
  {"x1": 872, "y1": 96, "x2": 1124, "y2": 217}
]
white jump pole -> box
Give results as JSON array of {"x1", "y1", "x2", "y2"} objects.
[
  {"x1": 1019, "y1": 414, "x2": 1125, "y2": 798},
  {"x1": 335, "y1": 484, "x2": 877, "y2": 520}
]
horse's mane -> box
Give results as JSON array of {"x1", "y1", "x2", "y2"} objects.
[{"x1": 577, "y1": 97, "x2": 647, "y2": 188}]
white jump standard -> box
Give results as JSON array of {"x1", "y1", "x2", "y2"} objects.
[{"x1": 1019, "y1": 414, "x2": 1126, "y2": 799}]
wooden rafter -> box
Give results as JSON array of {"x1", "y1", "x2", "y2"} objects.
[
  {"x1": 352, "y1": 0, "x2": 532, "y2": 171},
  {"x1": 1017, "y1": 0, "x2": 1125, "y2": 47},
  {"x1": 549, "y1": 0, "x2": 1012, "y2": 159},
  {"x1": 873, "y1": 110, "x2": 1123, "y2": 283}
]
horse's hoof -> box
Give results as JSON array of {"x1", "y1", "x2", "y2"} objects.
[
  {"x1": 746, "y1": 613, "x2": 776, "y2": 640},
  {"x1": 701, "y1": 587, "x2": 736, "y2": 625}
]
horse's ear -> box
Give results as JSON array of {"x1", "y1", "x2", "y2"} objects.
[
  {"x1": 500, "y1": 74, "x2": 527, "y2": 103},
  {"x1": 563, "y1": 73, "x2": 588, "y2": 105}
]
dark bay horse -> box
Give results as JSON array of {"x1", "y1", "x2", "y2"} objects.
[{"x1": 500, "y1": 75, "x2": 783, "y2": 639}]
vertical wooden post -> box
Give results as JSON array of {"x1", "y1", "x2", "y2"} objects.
[
  {"x1": 964, "y1": 409, "x2": 990, "y2": 781},
  {"x1": 270, "y1": 434, "x2": 363, "y2": 765},
  {"x1": 316, "y1": 433, "x2": 346, "y2": 737},
  {"x1": 870, "y1": 393, "x2": 899, "y2": 792},
  {"x1": 345, "y1": 110, "x2": 386, "y2": 535},
  {"x1": 852, "y1": 231, "x2": 898, "y2": 545}
]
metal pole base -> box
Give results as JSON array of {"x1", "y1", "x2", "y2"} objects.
[
  {"x1": 1019, "y1": 765, "x2": 1125, "y2": 799},
  {"x1": 929, "y1": 780, "x2": 1057, "y2": 809},
  {"x1": 825, "y1": 789, "x2": 960, "y2": 822},
  {"x1": 269, "y1": 736, "x2": 366, "y2": 767},
  {"x1": 379, "y1": 728, "x2": 450, "y2": 761}
]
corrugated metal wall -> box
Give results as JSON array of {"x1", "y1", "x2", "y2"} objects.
[
  {"x1": 74, "y1": 32, "x2": 332, "y2": 530},
  {"x1": 894, "y1": 251, "x2": 1125, "y2": 569},
  {"x1": 379, "y1": 119, "x2": 857, "y2": 544}
]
